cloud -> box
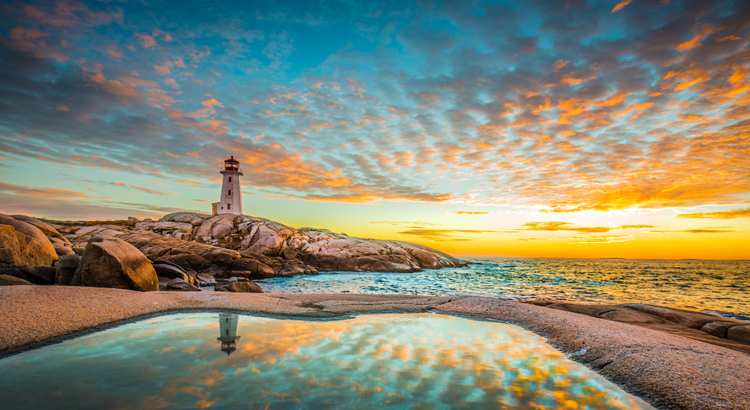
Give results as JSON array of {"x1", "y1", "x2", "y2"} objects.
[
  {"x1": 106, "y1": 45, "x2": 122, "y2": 60},
  {"x1": 454, "y1": 211, "x2": 490, "y2": 215},
  {"x1": 651, "y1": 229, "x2": 736, "y2": 234},
  {"x1": 611, "y1": 0, "x2": 633, "y2": 13},
  {"x1": 519, "y1": 221, "x2": 611, "y2": 233},
  {"x1": 519, "y1": 222, "x2": 658, "y2": 233},
  {"x1": 397, "y1": 228, "x2": 501, "y2": 241},
  {"x1": 135, "y1": 33, "x2": 156, "y2": 48},
  {"x1": 107, "y1": 182, "x2": 177, "y2": 196},
  {"x1": 560, "y1": 235, "x2": 633, "y2": 243},
  {"x1": 0, "y1": 0, "x2": 749, "y2": 222},
  {"x1": 370, "y1": 221, "x2": 441, "y2": 226},
  {"x1": 201, "y1": 98, "x2": 224, "y2": 107},
  {"x1": 0, "y1": 181, "x2": 91, "y2": 199},
  {"x1": 676, "y1": 208, "x2": 750, "y2": 219}
]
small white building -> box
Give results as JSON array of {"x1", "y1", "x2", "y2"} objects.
[{"x1": 212, "y1": 156, "x2": 243, "y2": 215}]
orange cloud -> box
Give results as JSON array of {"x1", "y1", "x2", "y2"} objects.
[
  {"x1": 397, "y1": 228, "x2": 501, "y2": 241},
  {"x1": 520, "y1": 221, "x2": 611, "y2": 233},
  {"x1": 615, "y1": 102, "x2": 654, "y2": 118},
  {"x1": 611, "y1": 0, "x2": 633, "y2": 13},
  {"x1": 201, "y1": 98, "x2": 224, "y2": 107},
  {"x1": 676, "y1": 207, "x2": 750, "y2": 219},
  {"x1": 135, "y1": 33, "x2": 156, "y2": 48},
  {"x1": 651, "y1": 229, "x2": 735, "y2": 234},
  {"x1": 676, "y1": 25, "x2": 714, "y2": 51},
  {"x1": 0, "y1": 181, "x2": 91, "y2": 199},
  {"x1": 154, "y1": 65, "x2": 170, "y2": 74},
  {"x1": 106, "y1": 45, "x2": 122, "y2": 60},
  {"x1": 454, "y1": 211, "x2": 490, "y2": 215},
  {"x1": 1, "y1": 26, "x2": 67, "y2": 60},
  {"x1": 561, "y1": 235, "x2": 633, "y2": 243}
]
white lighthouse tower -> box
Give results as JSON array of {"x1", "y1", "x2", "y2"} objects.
[{"x1": 213, "y1": 156, "x2": 243, "y2": 215}]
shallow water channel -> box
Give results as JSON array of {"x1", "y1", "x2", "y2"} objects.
[{"x1": 0, "y1": 313, "x2": 654, "y2": 409}]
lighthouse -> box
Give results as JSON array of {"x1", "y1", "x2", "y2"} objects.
[
  {"x1": 216, "y1": 313, "x2": 241, "y2": 355},
  {"x1": 213, "y1": 156, "x2": 243, "y2": 215}
]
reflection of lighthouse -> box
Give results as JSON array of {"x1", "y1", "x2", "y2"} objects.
[{"x1": 217, "y1": 313, "x2": 241, "y2": 356}]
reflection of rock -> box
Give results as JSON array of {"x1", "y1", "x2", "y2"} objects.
[
  {"x1": 73, "y1": 237, "x2": 158, "y2": 291},
  {"x1": 217, "y1": 313, "x2": 240, "y2": 355},
  {"x1": 215, "y1": 281, "x2": 263, "y2": 293}
]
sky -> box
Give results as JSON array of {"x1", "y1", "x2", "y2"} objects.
[{"x1": 0, "y1": 0, "x2": 748, "y2": 259}]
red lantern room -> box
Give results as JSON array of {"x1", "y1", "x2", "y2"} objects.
[{"x1": 224, "y1": 156, "x2": 240, "y2": 172}]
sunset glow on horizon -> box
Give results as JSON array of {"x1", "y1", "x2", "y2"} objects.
[{"x1": 1, "y1": 0, "x2": 748, "y2": 259}]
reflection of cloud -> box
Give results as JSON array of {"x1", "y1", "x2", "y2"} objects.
[{"x1": 677, "y1": 208, "x2": 750, "y2": 219}]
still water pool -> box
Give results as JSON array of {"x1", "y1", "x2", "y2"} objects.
[{"x1": 0, "y1": 313, "x2": 654, "y2": 409}]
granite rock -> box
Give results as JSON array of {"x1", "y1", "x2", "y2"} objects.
[
  {"x1": 74, "y1": 237, "x2": 158, "y2": 291},
  {"x1": 0, "y1": 225, "x2": 54, "y2": 267},
  {"x1": 215, "y1": 281, "x2": 263, "y2": 293}
]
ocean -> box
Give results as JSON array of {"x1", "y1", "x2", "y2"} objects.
[{"x1": 260, "y1": 257, "x2": 750, "y2": 319}]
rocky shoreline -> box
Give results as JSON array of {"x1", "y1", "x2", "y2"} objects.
[
  {"x1": 0, "y1": 286, "x2": 748, "y2": 410},
  {"x1": 0, "y1": 212, "x2": 468, "y2": 292}
]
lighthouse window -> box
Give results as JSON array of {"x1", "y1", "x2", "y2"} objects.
[
  {"x1": 226, "y1": 330, "x2": 229, "y2": 335},
  {"x1": 228, "y1": 190, "x2": 231, "y2": 196},
  {"x1": 228, "y1": 177, "x2": 232, "y2": 183},
  {"x1": 227, "y1": 203, "x2": 231, "y2": 210}
]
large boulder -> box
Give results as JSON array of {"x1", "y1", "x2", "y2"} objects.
[
  {"x1": 74, "y1": 237, "x2": 158, "y2": 291},
  {"x1": 0, "y1": 224, "x2": 54, "y2": 267},
  {"x1": 0, "y1": 215, "x2": 58, "y2": 262},
  {"x1": 215, "y1": 281, "x2": 263, "y2": 293}
]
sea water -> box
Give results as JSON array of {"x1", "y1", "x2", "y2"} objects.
[
  {"x1": 0, "y1": 313, "x2": 654, "y2": 410},
  {"x1": 261, "y1": 257, "x2": 750, "y2": 319}
]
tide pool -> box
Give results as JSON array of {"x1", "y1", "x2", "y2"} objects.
[{"x1": 0, "y1": 312, "x2": 654, "y2": 409}]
